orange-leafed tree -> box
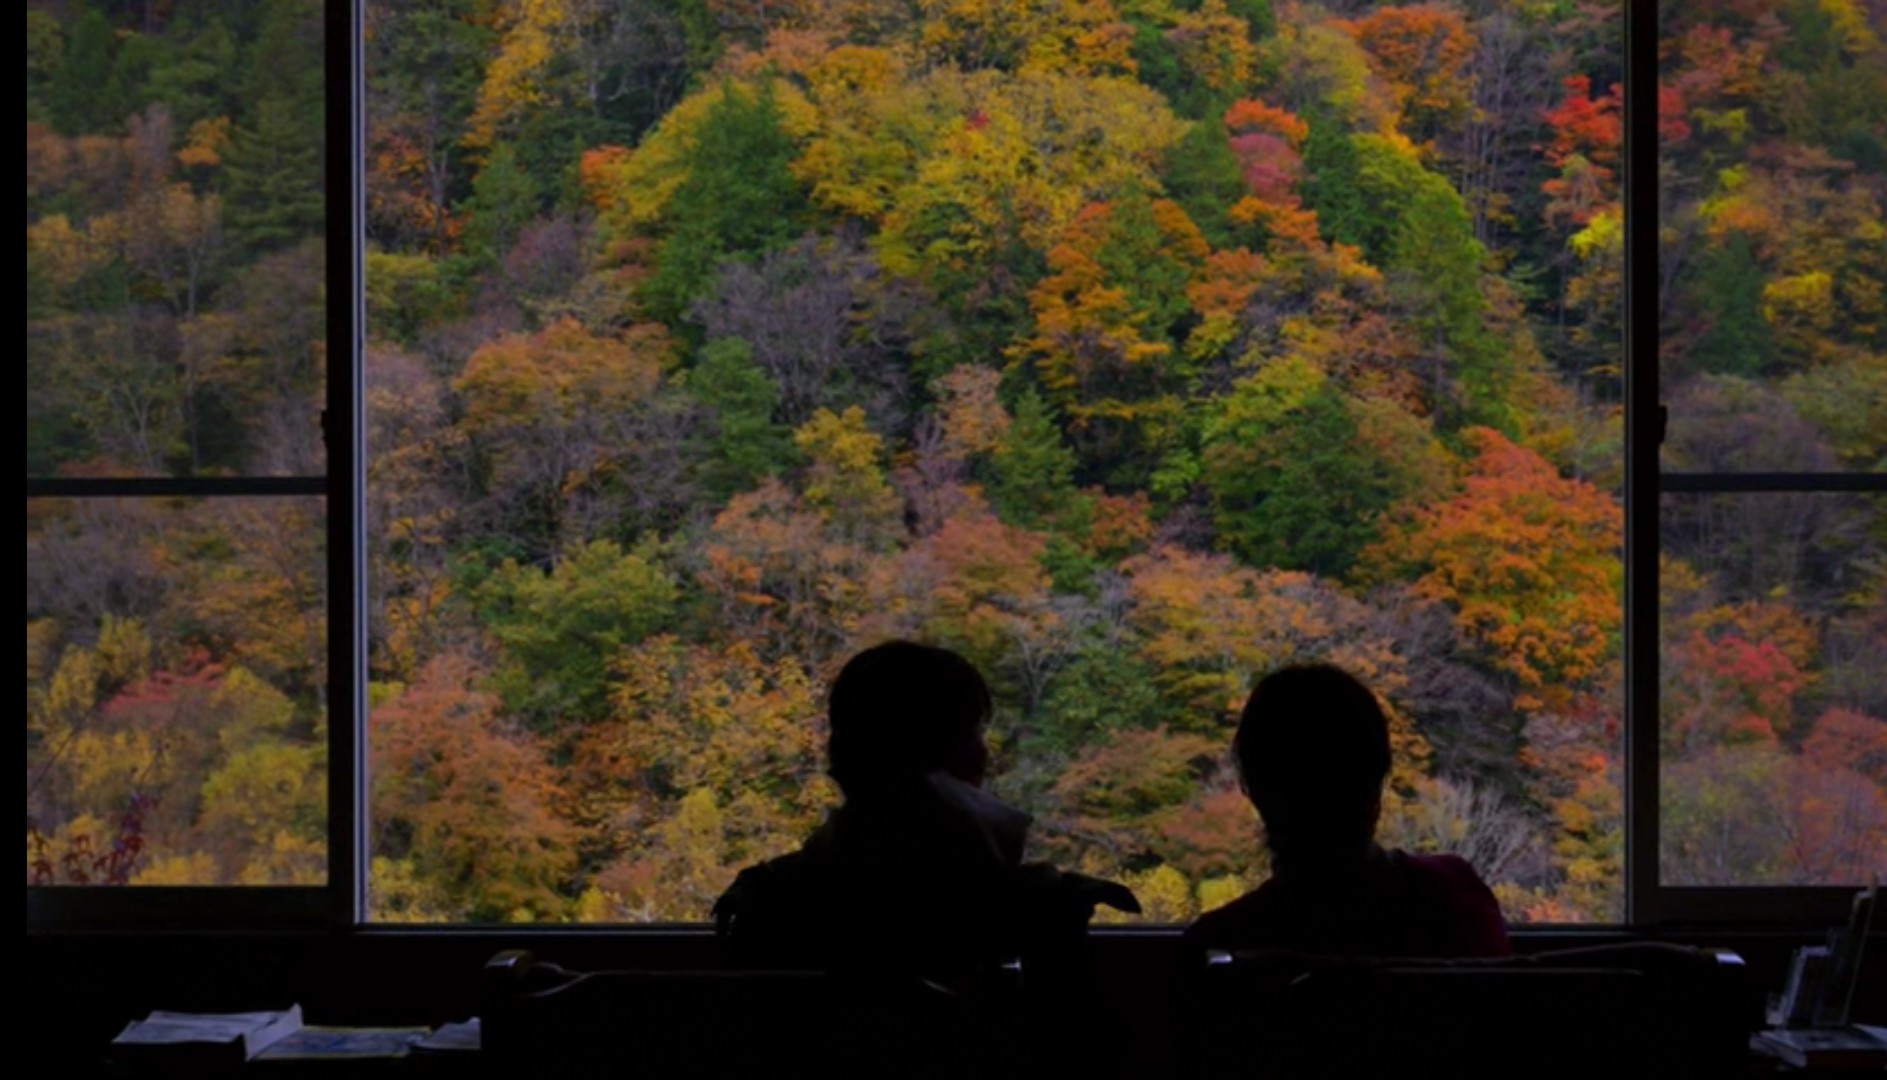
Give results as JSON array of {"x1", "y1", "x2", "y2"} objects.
[
  {"x1": 909, "y1": 511, "x2": 1053, "y2": 664},
  {"x1": 567, "y1": 636, "x2": 832, "y2": 921},
  {"x1": 1040, "y1": 725, "x2": 1230, "y2": 873},
  {"x1": 1010, "y1": 192, "x2": 1210, "y2": 479},
  {"x1": 453, "y1": 317, "x2": 684, "y2": 552},
  {"x1": 1342, "y1": 4, "x2": 1480, "y2": 147},
  {"x1": 370, "y1": 655, "x2": 578, "y2": 922},
  {"x1": 1368, "y1": 427, "x2": 1622, "y2": 712},
  {"x1": 933, "y1": 365, "x2": 1013, "y2": 463},
  {"x1": 1121, "y1": 545, "x2": 1430, "y2": 793},
  {"x1": 1666, "y1": 631, "x2": 1812, "y2": 754},
  {"x1": 696, "y1": 479, "x2": 902, "y2": 672},
  {"x1": 1520, "y1": 691, "x2": 1624, "y2": 921}
]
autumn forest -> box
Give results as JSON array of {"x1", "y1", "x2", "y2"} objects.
[{"x1": 26, "y1": 0, "x2": 1887, "y2": 921}]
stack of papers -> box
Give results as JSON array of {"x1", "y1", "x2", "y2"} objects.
[
  {"x1": 112, "y1": 1005, "x2": 458, "y2": 1064},
  {"x1": 113, "y1": 1005, "x2": 305, "y2": 1064}
]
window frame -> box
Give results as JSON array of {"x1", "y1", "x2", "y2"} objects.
[
  {"x1": 1629, "y1": 474, "x2": 1883, "y2": 930},
  {"x1": 26, "y1": 0, "x2": 1884, "y2": 933},
  {"x1": 1622, "y1": 0, "x2": 1887, "y2": 931},
  {"x1": 26, "y1": 0, "x2": 364, "y2": 931}
]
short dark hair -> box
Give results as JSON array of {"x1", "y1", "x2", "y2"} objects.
[
  {"x1": 826, "y1": 641, "x2": 992, "y2": 795},
  {"x1": 1233, "y1": 664, "x2": 1391, "y2": 860}
]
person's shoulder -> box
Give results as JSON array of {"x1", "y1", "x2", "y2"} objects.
[
  {"x1": 715, "y1": 851, "x2": 824, "y2": 921},
  {"x1": 1391, "y1": 850, "x2": 1513, "y2": 957},
  {"x1": 1399, "y1": 851, "x2": 1494, "y2": 890},
  {"x1": 1395, "y1": 850, "x2": 1505, "y2": 909},
  {"x1": 1184, "y1": 886, "x2": 1273, "y2": 948},
  {"x1": 730, "y1": 849, "x2": 817, "y2": 887},
  {"x1": 1403, "y1": 851, "x2": 1478, "y2": 874},
  {"x1": 1019, "y1": 865, "x2": 1143, "y2": 921},
  {"x1": 714, "y1": 851, "x2": 855, "y2": 965}
]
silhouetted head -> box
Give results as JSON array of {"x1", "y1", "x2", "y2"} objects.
[
  {"x1": 1234, "y1": 664, "x2": 1391, "y2": 871},
  {"x1": 826, "y1": 641, "x2": 992, "y2": 798}
]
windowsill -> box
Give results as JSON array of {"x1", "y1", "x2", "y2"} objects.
[{"x1": 31, "y1": 923, "x2": 1869, "y2": 1047}]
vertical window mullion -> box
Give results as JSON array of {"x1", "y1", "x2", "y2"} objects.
[{"x1": 324, "y1": 0, "x2": 367, "y2": 927}]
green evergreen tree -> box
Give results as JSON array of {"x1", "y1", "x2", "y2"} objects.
[
  {"x1": 691, "y1": 338, "x2": 794, "y2": 499},
  {"x1": 1201, "y1": 358, "x2": 1440, "y2": 578},
  {"x1": 145, "y1": 12, "x2": 240, "y2": 128},
  {"x1": 460, "y1": 141, "x2": 540, "y2": 265},
  {"x1": 1222, "y1": 0, "x2": 1275, "y2": 41},
  {"x1": 245, "y1": 0, "x2": 324, "y2": 132},
  {"x1": 1204, "y1": 385, "x2": 1382, "y2": 577},
  {"x1": 1164, "y1": 118, "x2": 1249, "y2": 249},
  {"x1": 110, "y1": 25, "x2": 168, "y2": 118},
  {"x1": 224, "y1": 95, "x2": 324, "y2": 251},
  {"x1": 1775, "y1": 1, "x2": 1887, "y2": 174},
  {"x1": 1034, "y1": 643, "x2": 1172, "y2": 756},
  {"x1": 1315, "y1": 133, "x2": 1510, "y2": 431},
  {"x1": 26, "y1": 10, "x2": 61, "y2": 124},
  {"x1": 1391, "y1": 167, "x2": 1509, "y2": 432},
  {"x1": 642, "y1": 85, "x2": 808, "y2": 325},
  {"x1": 1101, "y1": 189, "x2": 1203, "y2": 337},
  {"x1": 675, "y1": 0, "x2": 727, "y2": 77},
  {"x1": 1688, "y1": 233, "x2": 1773, "y2": 378},
  {"x1": 224, "y1": 1, "x2": 325, "y2": 251},
  {"x1": 49, "y1": 9, "x2": 123, "y2": 134},
  {"x1": 1128, "y1": 15, "x2": 1194, "y2": 118},
  {"x1": 509, "y1": 109, "x2": 616, "y2": 215},
  {"x1": 1302, "y1": 121, "x2": 1383, "y2": 259},
  {"x1": 478, "y1": 540, "x2": 680, "y2": 731},
  {"x1": 991, "y1": 390, "x2": 1080, "y2": 527},
  {"x1": 919, "y1": 200, "x2": 1047, "y2": 379}
]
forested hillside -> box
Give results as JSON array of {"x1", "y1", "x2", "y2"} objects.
[{"x1": 26, "y1": 1, "x2": 1886, "y2": 920}]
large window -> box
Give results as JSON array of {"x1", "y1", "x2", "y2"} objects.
[
  {"x1": 26, "y1": 0, "x2": 349, "y2": 924},
  {"x1": 1653, "y1": 0, "x2": 1887, "y2": 902},
  {"x1": 25, "y1": 0, "x2": 1884, "y2": 929},
  {"x1": 359, "y1": 0, "x2": 1635, "y2": 926}
]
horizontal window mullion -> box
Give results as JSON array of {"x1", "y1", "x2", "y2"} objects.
[
  {"x1": 1661, "y1": 473, "x2": 1887, "y2": 495},
  {"x1": 26, "y1": 477, "x2": 329, "y2": 500}
]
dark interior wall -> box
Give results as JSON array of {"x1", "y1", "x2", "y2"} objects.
[{"x1": 27, "y1": 928, "x2": 1884, "y2": 1058}]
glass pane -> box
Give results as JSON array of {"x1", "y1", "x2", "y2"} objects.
[
  {"x1": 366, "y1": 2, "x2": 1625, "y2": 924},
  {"x1": 1661, "y1": 493, "x2": 1887, "y2": 886},
  {"x1": 27, "y1": 1, "x2": 327, "y2": 478},
  {"x1": 1657, "y1": 3, "x2": 1887, "y2": 474},
  {"x1": 27, "y1": 496, "x2": 328, "y2": 887}
]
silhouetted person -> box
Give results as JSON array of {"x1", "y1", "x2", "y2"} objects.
[
  {"x1": 713, "y1": 641, "x2": 1140, "y2": 975},
  {"x1": 1186, "y1": 665, "x2": 1510, "y2": 957}
]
